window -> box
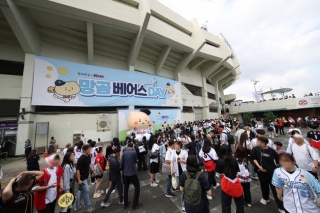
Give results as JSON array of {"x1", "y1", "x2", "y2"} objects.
[
  {"x1": 207, "y1": 92, "x2": 216, "y2": 100},
  {"x1": 182, "y1": 106, "x2": 193, "y2": 113},
  {"x1": 0, "y1": 100, "x2": 20, "y2": 117},
  {"x1": 209, "y1": 108, "x2": 218, "y2": 113},
  {"x1": 184, "y1": 84, "x2": 202, "y2": 97},
  {"x1": 0, "y1": 60, "x2": 24, "y2": 76}
]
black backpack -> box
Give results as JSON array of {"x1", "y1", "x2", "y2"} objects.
[{"x1": 223, "y1": 132, "x2": 235, "y2": 145}]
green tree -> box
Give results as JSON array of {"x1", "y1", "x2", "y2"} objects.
[
  {"x1": 264, "y1": 111, "x2": 277, "y2": 123},
  {"x1": 242, "y1": 113, "x2": 253, "y2": 125}
]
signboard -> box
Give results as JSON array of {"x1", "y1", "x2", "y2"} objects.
[
  {"x1": 0, "y1": 122, "x2": 18, "y2": 129},
  {"x1": 36, "y1": 122, "x2": 49, "y2": 135},
  {"x1": 32, "y1": 56, "x2": 181, "y2": 107},
  {"x1": 96, "y1": 114, "x2": 111, "y2": 131},
  {"x1": 296, "y1": 97, "x2": 320, "y2": 109},
  {"x1": 118, "y1": 109, "x2": 181, "y2": 141}
]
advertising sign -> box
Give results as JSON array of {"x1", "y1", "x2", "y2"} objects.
[
  {"x1": 296, "y1": 97, "x2": 320, "y2": 109},
  {"x1": 31, "y1": 56, "x2": 181, "y2": 107},
  {"x1": 118, "y1": 109, "x2": 181, "y2": 141}
]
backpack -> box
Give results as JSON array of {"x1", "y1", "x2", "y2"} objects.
[
  {"x1": 184, "y1": 171, "x2": 202, "y2": 206},
  {"x1": 223, "y1": 132, "x2": 235, "y2": 145}
]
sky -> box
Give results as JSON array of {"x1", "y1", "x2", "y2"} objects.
[{"x1": 158, "y1": 0, "x2": 320, "y2": 101}]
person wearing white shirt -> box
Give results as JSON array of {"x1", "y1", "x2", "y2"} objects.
[
  {"x1": 170, "y1": 141, "x2": 188, "y2": 211},
  {"x1": 251, "y1": 129, "x2": 275, "y2": 150},
  {"x1": 286, "y1": 134, "x2": 319, "y2": 179},
  {"x1": 235, "y1": 124, "x2": 245, "y2": 147},
  {"x1": 164, "y1": 140, "x2": 175, "y2": 197},
  {"x1": 150, "y1": 140, "x2": 160, "y2": 187}
]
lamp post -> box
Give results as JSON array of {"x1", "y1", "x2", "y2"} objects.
[{"x1": 251, "y1": 79, "x2": 259, "y2": 101}]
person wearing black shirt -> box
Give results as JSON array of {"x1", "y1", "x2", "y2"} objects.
[
  {"x1": 185, "y1": 135, "x2": 197, "y2": 156},
  {"x1": 2, "y1": 171, "x2": 43, "y2": 213},
  {"x1": 251, "y1": 137, "x2": 284, "y2": 212},
  {"x1": 216, "y1": 145, "x2": 244, "y2": 213},
  {"x1": 26, "y1": 150, "x2": 40, "y2": 171},
  {"x1": 75, "y1": 144, "x2": 96, "y2": 213}
]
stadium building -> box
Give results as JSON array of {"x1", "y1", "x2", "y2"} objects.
[{"x1": 0, "y1": 0, "x2": 241, "y2": 155}]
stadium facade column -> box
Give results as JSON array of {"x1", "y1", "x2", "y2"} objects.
[
  {"x1": 16, "y1": 53, "x2": 35, "y2": 155},
  {"x1": 201, "y1": 77, "x2": 209, "y2": 119},
  {"x1": 213, "y1": 80, "x2": 221, "y2": 117}
]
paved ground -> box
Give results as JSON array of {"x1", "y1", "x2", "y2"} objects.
[{"x1": 1, "y1": 127, "x2": 319, "y2": 213}]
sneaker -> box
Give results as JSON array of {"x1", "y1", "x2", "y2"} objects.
[
  {"x1": 150, "y1": 182, "x2": 158, "y2": 187},
  {"x1": 119, "y1": 201, "x2": 124, "y2": 205},
  {"x1": 155, "y1": 179, "x2": 160, "y2": 184},
  {"x1": 132, "y1": 203, "x2": 143, "y2": 210},
  {"x1": 166, "y1": 193, "x2": 175, "y2": 197},
  {"x1": 182, "y1": 207, "x2": 185, "y2": 212},
  {"x1": 91, "y1": 180, "x2": 96, "y2": 185},
  {"x1": 99, "y1": 190, "x2": 104, "y2": 194},
  {"x1": 93, "y1": 193, "x2": 102, "y2": 198},
  {"x1": 111, "y1": 189, "x2": 115, "y2": 194},
  {"x1": 278, "y1": 209, "x2": 285, "y2": 213},
  {"x1": 101, "y1": 202, "x2": 110, "y2": 207},
  {"x1": 172, "y1": 187, "x2": 180, "y2": 192},
  {"x1": 260, "y1": 198, "x2": 270, "y2": 205},
  {"x1": 74, "y1": 205, "x2": 84, "y2": 211},
  {"x1": 213, "y1": 183, "x2": 220, "y2": 189},
  {"x1": 85, "y1": 207, "x2": 95, "y2": 213},
  {"x1": 247, "y1": 204, "x2": 252, "y2": 207}
]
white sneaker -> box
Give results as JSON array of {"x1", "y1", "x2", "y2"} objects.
[
  {"x1": 101, "y1": 202, "x2": 110, "y2": 207},
  {"x1": 213, "y1": 183, "x2": 220, "y2": 189},
  {"x1": 150, "y1": 182, "x2": 158, "y2": 187},
  {"x1": 155, "y1": 179, "x2": 160, "y2": 184},
  {"x1": 182, "y1": 207, "x2": 185, "y2": 212},
  {"x1": 111, "y1": 189, "x2": 115, "y2": 194},
  {"x1": 247, "y1": 204, "x2": 252, "y2": 207},
  {"x1": 105, "y1": 189, "x2": 109, "y2": 194},
  {"x1": 119, "y1": 201, "x2": 124, "y2": 205},
  {"x1": 93, "y1": 193, "x2": 102, "y2": 198},
  {"x1": 278, "y1": 209, "x2": 285, "y2": 213},
  {"x1": 98, "y1": 190, "x2": 104, "y2": 194},
  {"x1": 260, "y1": 198, "x2": 270, "y2": 205}
]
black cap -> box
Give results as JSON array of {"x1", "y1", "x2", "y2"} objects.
[{"x1": 140, "y1": 109, "x2": 151, "y2": 115}]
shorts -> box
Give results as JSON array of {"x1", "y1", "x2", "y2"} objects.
[
  {"x1": 150, "y1": 162, "x2": 159, "y2": 174},
  {"x1": 267, "y1": 127, "x2": 274, "y2": 132}
]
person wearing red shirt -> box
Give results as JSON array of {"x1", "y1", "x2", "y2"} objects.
[
  {"x1": 34, "y1": 154, "x2": 63, "y2": 213},
  {"x1": 94, "y1": 147, "x2": 105, "y2": 198},
  {"x1": 278, "y1": 119, "x2": 285, "y2": 135}
]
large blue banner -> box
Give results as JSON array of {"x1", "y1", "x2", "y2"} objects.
[{"x1": 31, "y1": 56, "x2": 181, "y2": 107}]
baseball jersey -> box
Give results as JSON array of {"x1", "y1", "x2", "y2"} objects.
[
  {"x1": 307, "y1": 130, "x2": 320, "y2": 149},
  {"x1": 272, "y1": 168, "x2": 320, "y2": 213},
  {"x1": 90, "y1": 148, "x2": 98, "y2": 165}
]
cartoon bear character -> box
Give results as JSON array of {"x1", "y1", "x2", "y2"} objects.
[
  {"x1": 165, "y1": 82, "x2": 175, "y2": 96},
  {"x1": 47, "y1": 80, "x2": 80, "y2": 103},
  {"x1": 127, "y1": 109, "x2": 151, "y2": 130},
  {"x1": 126, "y1": 109, "x2": 153, "y2": 141}
]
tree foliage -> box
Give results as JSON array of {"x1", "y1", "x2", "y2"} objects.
[
  {"x1": 242, "y1": 113, "x2": 253, "y2": 125},
  {"x1": 263, "y1": 111, "x2": 277, "y2": 123}
]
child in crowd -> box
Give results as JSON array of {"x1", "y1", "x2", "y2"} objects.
[{"x1": 274, "y1": 141, "x2": 285, "y2": 154}]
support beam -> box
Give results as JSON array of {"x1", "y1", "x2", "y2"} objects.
[
  {"x1": 219, "y1": 75, "x2": 234, "y2": 88},
  {"x1": 202, "y1": 55, "x2": 231, "y2": 78},
  {"x1": 155, "y1": 45, "x2": 171, "y2": 75},
  {"x1": 87, "y1": 22, "x2": 94, "y2": 65},
  {"x1": 208, "y1": 65, "x2": 225, "y2": 79},
  {"x1": 0, "y1": 0, "x2": 41, "y2": 54},
  {"x1": 127, "y1": 0, "x2": 151, "y2": 69},
  {"x1": 174, "y1": 19, "x2": 205, "y2": 75},
  {"x1": 211, "y1": 68, "x2": 233, "y2": 82},
  {"x1": 189, "y1": 57, "x2": 207, "y2": 70}
]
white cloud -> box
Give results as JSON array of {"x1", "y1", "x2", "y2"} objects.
[{"x1": 159, "y1": 0, "x2": 320, "y2": 101}]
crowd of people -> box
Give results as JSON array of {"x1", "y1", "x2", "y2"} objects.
[{"x1": 1, "y1": 118, "x2": 320, "y2": 213}]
